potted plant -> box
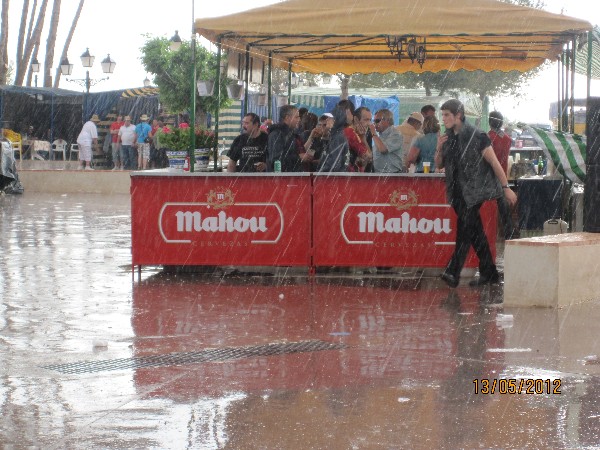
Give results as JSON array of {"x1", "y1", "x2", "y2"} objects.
[{"x1": 156, "y1": 124, "x2": 217, "y2": 169}]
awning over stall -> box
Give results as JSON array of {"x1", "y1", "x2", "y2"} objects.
[{"x1": 195, "y1": 0, "x2": 592, "y2": 75}]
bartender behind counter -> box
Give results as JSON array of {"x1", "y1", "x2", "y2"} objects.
[{"x1": 227, "y1": 113, "x2": 268, "y2": 173}]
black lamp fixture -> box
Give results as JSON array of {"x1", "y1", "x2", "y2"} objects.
[
  {"x1": 416, "y1": 39, "x2": 427, "y2": 68},
  {"x1": 63, "y1": 48, "x2": 116, "y2": 94},
  {"x1": 30, "y1": 57, "x2": 40, "y2": 87},
  {"x1": 406, "y1": 38, "x2": 418, "y2": 63},
  {"x1": 384, "y1": 35, "x2": 427, "y2": 67},
  {"x1": 60, "y1": 57, "x2": 73, "y2": 76},
  {"x1": 101, "y1": 54, "x2": 117, "y2": 74},
  {"x1": 169, "y1": 30, "x2": 182, "y2": 51},
  {"x1": 80, "y1": 48, "x2": 94, "y2": 68}
]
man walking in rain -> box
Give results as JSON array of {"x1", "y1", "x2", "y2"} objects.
[{"x1": 435, "y1": 99, "x2": 516, "y2": 288}]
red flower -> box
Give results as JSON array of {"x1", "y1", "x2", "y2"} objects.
[{"x1": 179, "y1": 123, "x2": 190, "y2": 129}]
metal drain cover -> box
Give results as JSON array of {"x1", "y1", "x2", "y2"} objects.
[{"x1": 42, "y1": 339, "x2": 348, "y2": 374}]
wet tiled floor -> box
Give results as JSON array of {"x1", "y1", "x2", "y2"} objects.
[{"x1": 2, "y1": 192, "x2": 600, "y2": 449}]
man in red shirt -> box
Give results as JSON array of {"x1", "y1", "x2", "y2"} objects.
[
  {"x1": 109, "y1": 115, "x2": 124, "y2": 170},
  {"x1": 488, "y1": 110, "x2": 515, "y2": 240},
  {"x1": 345, "y1": 106, "x2": 372, "y2": 172},
  {"x1": 488, "y1": 111, "x2": 512, "y2": 174}
]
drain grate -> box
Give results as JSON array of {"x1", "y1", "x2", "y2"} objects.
[{"x1": 42, "y1": 340, "x2": 348, "y2": 374}]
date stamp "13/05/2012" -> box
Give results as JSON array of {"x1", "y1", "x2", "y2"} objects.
[{"x1": 473, "y1": 379, "x2": 561, "y2": 395}]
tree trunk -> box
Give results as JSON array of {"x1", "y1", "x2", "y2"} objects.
[
  {"x1": 424, "y1": 80, "x2": 432, "y2": 97},
  {"x1": 54, "y1": 0, "x2": 84, "y2": 88},
  {"x1": 340, "y1": 74, "x2": 350, "y2": 100},
  {"x1": 26, "y1": 42, "x2": 40, "y2": 86},
  {"x1": 43, "y1": 0, "x2": 61, "y2": 87},
  {"x1": 14, "y1": 0, "x2": 48, "y2": 86},
  {"x1": 0, "y1": 0, "x2": 10, "y2": 85},
  {"x1": 17, "y1": 0, "x2": 31, "y2": 71}
]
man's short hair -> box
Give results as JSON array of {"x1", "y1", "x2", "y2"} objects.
[
  {"x1": 244, "y1": 112, "x2": 261, "y2": 126},
  {"x1": 376, "y1": 109, "x2": 394, "y2": 125},
  {"x1": 489, "y1": 110, "x2": 504, "y2": 129},
  {"x1": 440, "y1": 99, "x2": 465, "y2": 122},
  {"x1": 298, "y1": 107, "x2": 308, "y2": 117},
  {"x1": 279, "y1": 104, "x2": 297, "y2": 123},
  {"x1": 353, "y1": 106, "x2": 371, "y2": 120},
  {"x1": 421, "y1": 104, "x2": 436, "y2": 115}
]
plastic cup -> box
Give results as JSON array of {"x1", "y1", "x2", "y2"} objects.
[{"x1": 423, "y1": 161, "x2": 431, "y2": 174}]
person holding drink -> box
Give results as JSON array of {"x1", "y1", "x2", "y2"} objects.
[{"x1": 406, "y1": 115, "x2": 440, "y2": 173}]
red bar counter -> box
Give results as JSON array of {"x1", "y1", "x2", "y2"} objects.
[
  {"x1": 312, "y1": 173, "x2": 496, "y2": 268},
  {"x1": 131, "y1": 171, "x2": 312, "y2": 267},
  {"x1": 131, "y1": 171, "x2": 496, "y2": 269}
]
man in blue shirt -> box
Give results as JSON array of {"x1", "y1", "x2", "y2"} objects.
[
  {"x1": 371, "y1": 108, "x2": 404, "y2": 173},
  {"x1": 135, "y1": 114, "x2": 152, "y2": 169}
]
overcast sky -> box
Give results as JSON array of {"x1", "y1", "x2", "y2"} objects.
[{"x1": 5, "y1": 0, "x2": 600, "y2": 124}]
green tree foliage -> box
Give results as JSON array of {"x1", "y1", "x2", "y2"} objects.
[{"x1": 140, "y1": 35, "x2": 230, "y2": 116}]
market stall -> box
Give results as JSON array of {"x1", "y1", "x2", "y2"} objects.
[{"x1": 131, "y1": 0, "x2": 592, "y2": 271}]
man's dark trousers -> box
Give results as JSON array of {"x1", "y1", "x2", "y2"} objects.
[{"x1": 446, "y1": 196, "x2": 497, "y2": 278}]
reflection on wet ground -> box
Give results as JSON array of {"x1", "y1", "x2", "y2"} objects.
[{"x1": 2, "y1": 193, "x2": 600, "y2": 448}]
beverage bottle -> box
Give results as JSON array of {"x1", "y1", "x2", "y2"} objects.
[
  {"x1": 274, "y1": 160, "x2": 281, "y2": 173},
  {"x1": 538, "y1": 158, "x2": 544, "y2": 176}
]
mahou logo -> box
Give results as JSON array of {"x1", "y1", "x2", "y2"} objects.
[
  {"x1": 158, "y1": 187, "x2": 283, "y2": 244},
  {"x1": 340, "y1": 189, "x2": 453, "y2": 244}
]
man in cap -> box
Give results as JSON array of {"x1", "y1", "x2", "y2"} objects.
[
  {"x1": 397, "y1": 112, "x2": 424, "y2": 170},
  {"x1": 434, "y1": 99, "x2": 516, "y2": 288},
  {"x1": 76, "y1": 114, "x2": 100, "y2": 170},
  {"x1": 135, "y1": 114, "x2": 152, "y2": 170},
  {"x1": 118, "y1": 116, "x2": 137, "y2": 170}
]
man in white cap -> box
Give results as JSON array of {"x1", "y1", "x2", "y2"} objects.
[
  {"x1": 135, "y1": 114, "x2": 152, "y2": 169},
  {"x1": 396, "y1": 112, "x2": 424, "y2": 170},
  {"x1": 76, "y1": 114, "x2": 100, "y2": 170}
]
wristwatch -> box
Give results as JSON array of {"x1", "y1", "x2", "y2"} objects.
[{"x1": 502, "y1": 185, "x2": 510, "y2": 189}]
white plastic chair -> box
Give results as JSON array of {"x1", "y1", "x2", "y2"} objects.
[
  {"x1": 70, "y1": 143, "x2": 79, "y2": 160},
  {"x1": 52, "y1": 139, "x2": 68, "y2": 160},
  {"x1": 8, "y1": 140, "x2": 22, "y2": 161}
]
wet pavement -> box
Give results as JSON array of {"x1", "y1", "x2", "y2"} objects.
[{"x1": 2, "y1": 192, "x2": 600, "y2": 449}]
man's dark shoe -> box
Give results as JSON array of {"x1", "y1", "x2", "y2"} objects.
[
  {"x1": 469, "y1": 272, "x2": 500, "y2": 287},
  {"x1": 441, "y1": 272, "x2": 459, "y2": 288}
]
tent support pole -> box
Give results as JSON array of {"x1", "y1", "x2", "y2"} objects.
[
  {"x1": 570, "y1": 37, "x2": 576, "y2": 134},
  {"x1": 214, "y1": 37, "x2": 222, "y2": 173},
  {"x1": 244, "y1": 45, "x2": 250, "y2": 115},
  {"x1": 562, "y1": 48, "x2": 569, "y2": 132},
  {"x1": 587, "y1": 30, "x2": 593, "y2": 100},
  {"x1": 189, "y1": 0, "x2": 196, "y2": 173},
  {"x1": 268, "y1": 52, "x2": 273, "y2": 119},
  {"x1": 287, "y1": 60, "x2": 292, "y2": 100},
  {"x1": 557, "y1": 54, "x2": 562, "y2": 132}
]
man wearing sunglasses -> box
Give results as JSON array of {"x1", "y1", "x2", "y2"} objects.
[{"x1": 370, "y1": 109, "x2": 404, "y2": 173}]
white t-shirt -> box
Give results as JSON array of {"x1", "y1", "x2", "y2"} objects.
[
  {"x1": 77, "y1": 121, "x2": 98, "y2": 146},
  {"x1": 119, "y1": 124, "x2": 137, "y2": 145}
]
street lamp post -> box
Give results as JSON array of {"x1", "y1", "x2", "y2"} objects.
[
  {"x1": 30, "y1": 57, "x2": 40, "y2": 87},
  {"x1": 62, "y1": 48, "x2": 116, "y2": 119},
  {"x1": 168, "y1": 3, "x2": 197, "y2": 173}
]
